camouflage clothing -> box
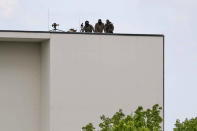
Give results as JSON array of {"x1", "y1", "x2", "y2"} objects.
[
  {"x1": 104, "y1": 21, "x2": 114, "y2": 33},
  {"x1": 95, "y1": 22, "x2": 104, "y2": 33},
  {"x1": 82, "y1": 24, "x2": 94, "y2": 33}
]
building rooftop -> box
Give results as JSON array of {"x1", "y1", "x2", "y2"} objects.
[{"x1": 0, "y1": 30, "x2": 164, "y2": 37}]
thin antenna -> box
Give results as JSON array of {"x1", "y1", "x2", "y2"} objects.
[
  {"x1": 48, "y1": 8, "x2": 50, "y2": 31},
  {"x1": 78, "y1": 18, "x2": 80, "y2": 32}
]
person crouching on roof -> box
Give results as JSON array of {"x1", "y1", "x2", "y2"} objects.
[
  {"x1": 104, "y1": 20, "x2": 114, "y2": 33},
  {"x1": 95, "y1": 19, "x2": 104, "y2": 33},
  {"x1": 82, "y1": 21, "x2": 94, "y2": 33}
]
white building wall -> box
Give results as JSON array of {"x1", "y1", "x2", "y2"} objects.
[
  {"x1": 0, "y1": 42, "x2": 41, "y2": 131},
  {"x1": 0, "y1": 32, "x2": 164, "y2": 131},
  {"x1": 41, "y1": 40, "x2": 50, "y2": 131},
  {"x1": 50, "y1": 34, "x2": 163, "y2": 131}
]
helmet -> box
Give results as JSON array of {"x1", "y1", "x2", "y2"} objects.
[{"x1": 85, "y1": 21, "x2": 89, "y2": 24}]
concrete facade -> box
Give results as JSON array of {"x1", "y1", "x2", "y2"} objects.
[{"x1": 0, "y1": 31, "x2": 164, "y2": 131}]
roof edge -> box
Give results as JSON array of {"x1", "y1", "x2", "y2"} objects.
[{"x1": 0, "y1": 30, "x2": 164, "y2": 37}]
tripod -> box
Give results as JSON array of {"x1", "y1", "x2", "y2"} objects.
[
  {"x1": 50, "y1": 23, "x2": 65, "y2": 32},
  {"x1": 80, "y1": 23, "x2": 84, "y2": 32}
]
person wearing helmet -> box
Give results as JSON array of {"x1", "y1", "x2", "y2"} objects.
[
  {"x1": 82, "y1": 21, "x2": 94, "y2": 33},
  {"x1": 95, "y1": 19, "x2": 105, "y2": 33},
  {"x1": 104, "y1": 20, "x2": 114, "y2": 33}
]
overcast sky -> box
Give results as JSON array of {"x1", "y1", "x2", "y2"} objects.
[{"x1": 0, "y1": 0, "x2": 197, "y2": 130}]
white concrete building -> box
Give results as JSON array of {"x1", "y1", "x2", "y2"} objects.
[{"x1": 0, "y1": 31, "x2": 164, "y2": 131}]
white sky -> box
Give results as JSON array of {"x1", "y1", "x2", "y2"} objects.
[{"x1": 0, "y1": 0, "x2": 197, "y2": 130}]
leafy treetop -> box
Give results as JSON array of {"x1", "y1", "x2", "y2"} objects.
[
  {"x1": 174, "y1": 117, "x2": 197, "y2": 131},
  {"x1": 82, "y1": 104, "x2": 163, "y2": 131}
]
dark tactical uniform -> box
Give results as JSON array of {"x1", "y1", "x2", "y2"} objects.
[
  {"x1": 104, "y1": 20, "x2": 114, "y2": 33},
  {"x1": 82, "y1": 21, "x2": 94, "y2": 33},
  {"x1": 95, "y1": 19, "x2": 104, "y2": 33}
]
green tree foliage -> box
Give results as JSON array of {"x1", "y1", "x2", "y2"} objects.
[
  {"x1": 174, "y1": 117, "x2": 197, "y2": 131},
  {"x1": 82, "y1": 123, "x2": 95, "y2": 131},
  {"x1": 82, "y1": 104, "x2": 163, "y2": 131}
]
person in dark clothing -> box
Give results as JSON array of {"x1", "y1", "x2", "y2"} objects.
[
  {"x1": 95, "y1": 19, "x2": 105, "y2": 33},
  {"x1": 82, "y1": 21, "x2": 94, "y2": 33},
  {"x1": 104, "y1": 20, "x2": 114, "y2": 33}
]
